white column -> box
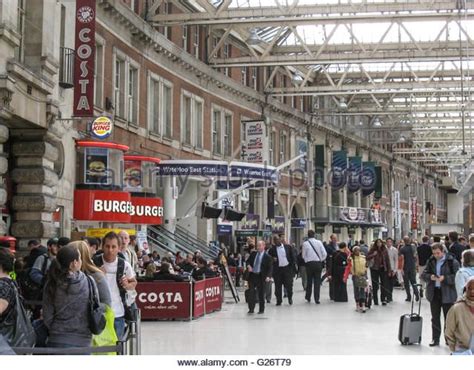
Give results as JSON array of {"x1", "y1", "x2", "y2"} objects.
[{"x1": 163, "y1": 176, "x2": 176, "y2": 233}]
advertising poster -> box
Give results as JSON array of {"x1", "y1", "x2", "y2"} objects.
[
  {"x1": 272, "y1": 216, "x2": 285, "y2": 234},
  {"x1": 243, "y1": 120, "x2": 266, "y2": 164},
  {"x1": 84, "y1": 147, "x2": 109, "y2": 185},
  {"x1": 124, "y1": 160, "x2": 143, "y2": 191},
  {"x1": 241, "y1": 214, "x2": 260, "y2": 230}
]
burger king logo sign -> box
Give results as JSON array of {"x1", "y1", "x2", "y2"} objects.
[{"x1": 91, "y1": 116, "x2": 113, "y2": 139}]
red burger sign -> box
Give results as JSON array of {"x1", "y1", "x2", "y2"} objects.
[
  {"x1": 74, "y1": 189, "x2": 164, "y2": 224},
  {"x1": 74, "y1": 0, "x2": 96, "y2": 117}
]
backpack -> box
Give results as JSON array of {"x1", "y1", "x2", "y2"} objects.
[
  {"x1": 93, "y1": 255, "x2": 137, "y2": 322},
  {"x1": 17, "y1": 254, "x2": 49, "y2": 302}
]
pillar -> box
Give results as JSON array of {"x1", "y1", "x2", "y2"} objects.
[
  {"x1": 163, "y1": 176, "x2": 176, "y2": 233},
  {"x1": 10, "y1": 138, "x2": 58, "y2": 248}
]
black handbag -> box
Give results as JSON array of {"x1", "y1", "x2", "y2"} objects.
[
  {"x1": 85, "y1": 274, "x2": 106, "y2": 335},
  {"x1": 0, "y1": 279, "x2": 36, "y2": 349}
]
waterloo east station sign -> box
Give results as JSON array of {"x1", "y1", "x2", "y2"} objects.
[{"x1": 74, "y1": 189, "x2": 163, "y2": 224}]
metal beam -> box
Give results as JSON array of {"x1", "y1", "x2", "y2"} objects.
[
  {"x1": 211, "y1": 50, "x2": 473, "y2": 67},
  {"x1": 151, "y1": 2, "x2": 474, "y2": 25},
  {"x1": 268, "y1": 81, "x2": 466, "y2": 95}
]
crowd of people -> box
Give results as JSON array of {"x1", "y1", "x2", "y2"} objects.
[
  {"x1": 0, "y1": 229, "x2": 225, "y2": 353},
  {"x1": 1, "y1": 229, "x2": 473, "y2": 354},
  {"x1": 240, "y1": 230, "x2": 474, "y2": 353}
]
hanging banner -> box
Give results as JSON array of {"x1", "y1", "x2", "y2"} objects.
[
  {"x1": 374, "y1": 166, "x2": 383, "y2": 199},
  {"x1": 411, "y1": 197, "x2": 418, "y2": 230},
  {"x1": 361, "y1": 162, "x2": 376, "y2": 197},
  {"x1": 73, "y1": 0, "x2": 96, "y2": 116},
  {"x1": 314, "y1": 145, "x2": 325, "y2": 189},
  {"x1": 241, "y1": 214, "x2": 260, "y2": 230},
  {"x1": 347, "y1": 156, "x2": 362, "y2": 193},
  {"x1": 243, "y1": 120, "x2": 267, "y2": 164},
  {"x1": 272, "y1": 216, "x2": 285, "y2": 233},
  {"x1": 331, "y1": 150, "x2": 347, "y2": 190}
]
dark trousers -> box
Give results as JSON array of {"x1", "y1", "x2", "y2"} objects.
[
  {"x1": 274, "y1": 265, "x2": 293, "y2": 304},
  {"x1": 370, "y1": 268, "x2": 389, "y2": 304},
  {"x1": 235, "y1": 268, "x2": 242, "y2": 287},
  {"x1": 305, "y1": 261, "x2": 323, "y2": 302},
  {"x1": 248, "y1": 273, "x2": 265, "y2": 312},
  {"x1": 386, "y1": 273, "x2": 394, "y2": 302},
  {"x1": 403, "y1": 269, "x2": 419, "y2": 300},
  {"x1": 430, "y1": 288, "x2": 453, "y2": 342},
  {"x1": 265, "y1": 280, "x2": 272, "y2": 303}
]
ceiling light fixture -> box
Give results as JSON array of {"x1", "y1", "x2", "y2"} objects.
[
  {"x1": 246, "y1": 29, "x2": 262, "y2": 46},
  {"x1": 373, "y1": 117, "x2": 382, "y2": 127}
]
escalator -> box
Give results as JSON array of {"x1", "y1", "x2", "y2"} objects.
[
  {"x1": 174, "y1": 224, "x2": 215, "y2": 257},
  {"x1": 147, "y1": 225, "x2": 214, "y2": 260}
]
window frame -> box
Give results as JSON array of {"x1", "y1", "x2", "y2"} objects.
[
  {"x1": 148, "y1": 72, "x2": 174, "y2": 138},
  {"x1": 181, "y1": 90, "x2": 204, "y2": 148},
  {"x1": 212, "y1": 105, "x2": 234, "y2": 157},
  {"x1": 113, "y1": 48, "x2": 140, "y2": 124},
  {"x1": 94, "y1": 35, "x2": 105, "y2": 109}
]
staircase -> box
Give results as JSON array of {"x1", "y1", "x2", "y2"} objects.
[{"x1": 146, "y1": 225, "x2": 216, "y2": 260}]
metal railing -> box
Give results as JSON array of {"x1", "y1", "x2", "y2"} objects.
[
  {"x1": 11, "y1": 310, "x2": 141, "y2": 355},
  {"x1": 59, "y1": 47, "x2": 74, "y2": 89}
]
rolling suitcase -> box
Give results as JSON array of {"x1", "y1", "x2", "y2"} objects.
[{"x1": 398, "y1": 285, "x2": 423, "y2": 345}]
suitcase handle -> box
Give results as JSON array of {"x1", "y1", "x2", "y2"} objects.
[{"x1": 410, "y1": 284, "x2": 422, "y2": 316}]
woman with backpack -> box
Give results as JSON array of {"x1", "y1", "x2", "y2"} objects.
[
  {"x1": 43, "y1": 244, "x2": 97, "y2": 350},
  {"x1": 350, "y1": 246, "x2": 368, "y2": 312}
]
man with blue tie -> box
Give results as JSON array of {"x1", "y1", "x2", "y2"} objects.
[{"x1": 246, "y1": 241, "x2": 273, "y2": 314}]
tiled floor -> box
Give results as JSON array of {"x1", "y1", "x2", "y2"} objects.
[{"x1": 141, "y1": 280, "x2": 451, "y2": 355}]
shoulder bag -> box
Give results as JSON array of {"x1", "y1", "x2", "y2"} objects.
[
  {"x1": 86, "y1": 274, "x2": 106, "y2": 335},
  {"x1": 0, "y1": 279, "x2": 36, "y2": 349}
]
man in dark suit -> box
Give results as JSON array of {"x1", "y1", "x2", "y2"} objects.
[
  {"x1": 246, "y1": 241, "x2": 273, "y2": 314},
  {"x1": 448, "y1": 231, "x2": 466, "y2": 264},
  {"x1": 268, "y1": 235, "x2": 295, "y2": 306}
]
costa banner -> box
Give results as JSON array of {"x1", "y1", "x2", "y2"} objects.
[
  {"x1": 361, "y1": 162, "x2": 376, "y2": 197},
  {"x1": 74, "y1": 0, "x2": 96, "y2": 117},
  {"x1": 129, "y1": 197, "x2": 164, "y2": 225},
  {"x1": 331, "y1": 150, "x2": 347, "y2": 190},
  {"x1": 411, "y1": 197, "x2": 418, "y2": 230},
  {"x1": 347, "y1": 156, "x2": 362, "y2": 193},
  {"x1": 204, "y1": 277, "x2": 223, "y2": 314},
  {"x1": 136, "y1": 281, "x2": 192, "y2": 320},
  {"x1": 193, "y1": 280, "x2": 206, "y2": 319}
]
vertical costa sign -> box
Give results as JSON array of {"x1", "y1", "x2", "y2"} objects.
[{"x1": 73, "y1": 0, "x2": 96, "y2": 117}]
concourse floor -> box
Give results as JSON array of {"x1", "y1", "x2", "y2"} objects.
[{"x1": 141, "y1": 280, "x2": 451, "y2": 355}]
